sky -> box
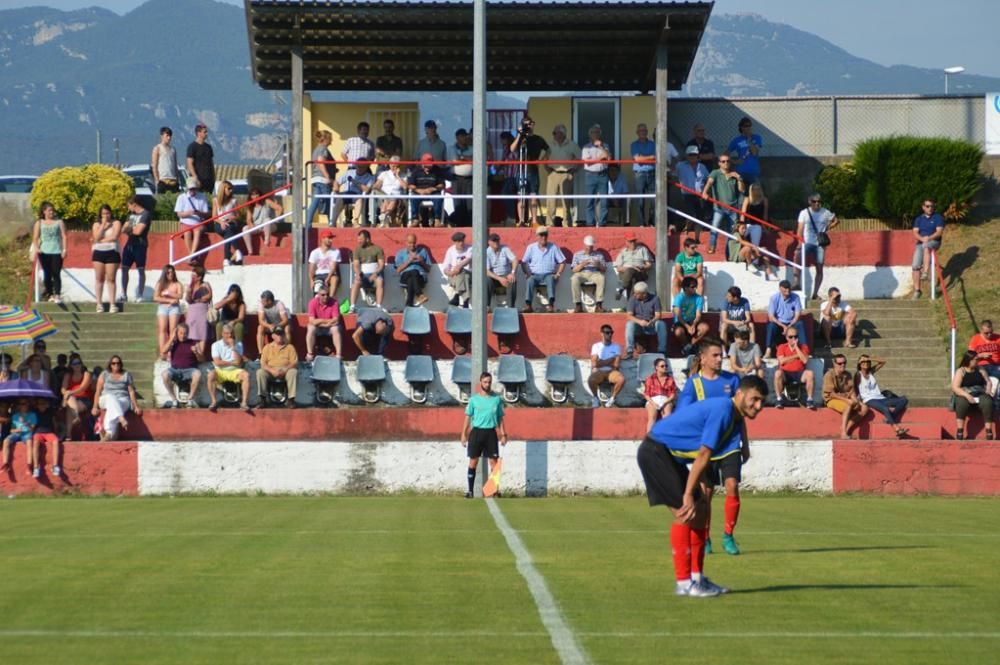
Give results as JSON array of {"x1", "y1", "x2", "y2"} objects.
[{"x1": 2, "y1": 0, "x2": 998, "y2": 79}]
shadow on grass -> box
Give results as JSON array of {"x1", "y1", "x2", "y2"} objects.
[{"x1": 732, "y1": 582, "x2": 956, "y2": 595}]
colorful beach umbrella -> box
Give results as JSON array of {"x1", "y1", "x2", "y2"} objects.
[
  {"x1": 0, "y1": 306, "x2": 58, "y2": 346},
  {"x1": 0, "y1": 378, "x2": 56, "y2": 401}
]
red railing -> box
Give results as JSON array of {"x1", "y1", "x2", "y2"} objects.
[
  {"x1": 168, "y1": 184, "x2": 291, "y2": 241},
  {"x1": 671, "y1": 181, "x2": 803, "y2": 243},
  {"x1": 931, "y1": 249, "x2": 958, "y2": 378}
]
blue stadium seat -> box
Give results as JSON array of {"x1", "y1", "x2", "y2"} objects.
[
  {"x1": 545, "y1": 354, "x2": 577, "y2": 404},
  {"x1": 491, "y1": 307, "x2": 520, "y2": 336},
  {"x1": 451, "y1": 355, "x2": 472, "y2": 404},
  {"x1": 404, "y1": 355, "x2": 435, "y2": 404},
  {"x1": 310, "y1": 356, "x2": 342, "y2": 406},
  {"x1": 357, "y1": 355, "x2": 387, "y2": 404},
  {"x1": 637, "y1": 352, "x2": 666, "y2": 384},
  {"x1": 402, "y1": 306, "x2": 431, "y2": 336},
  {"x1": 445, "y1": 306, "x2": 472, "y2": 335},
  {"x1": 498, "y1": 354, "x2": 527, "y2": 403}
]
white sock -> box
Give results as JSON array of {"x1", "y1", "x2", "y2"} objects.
[
  {"x1": 676, "y1": 579, "x2": 692, "y2": 590},
  {"x1": 691, "y1": 572, "x2": 703, "y2": 582}
]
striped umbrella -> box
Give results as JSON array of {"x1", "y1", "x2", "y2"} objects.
[{"x1": 0, "y1": 306, "x2": 58, "y2": 346}]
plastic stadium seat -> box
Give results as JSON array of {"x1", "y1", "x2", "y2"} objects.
[
  {"x1": 451, "y1": 355, "x2": 472, "y2": 404},
  {"x1": 545, "y1": 354, "x2": 577, "y2": 404},
  {"x1": 491, "y1": 307, "x2": 521, "y2": 336},
  {"x1": 445, "y1": 306, "x2": 472, "y2": 335},
  {"x1": 637, "y1": 352, "x2": 666, "y2": 384},
  {"x1": 404, "y1": 355, "x2": 435, "y2": 404},
  {"x1": 357, "y1": 355, "x2": 387, "y2": 404},
  {"x1": 402, "y1": 306, "x2": 431, "y2": 336},
  {"x1": 498, "y1": 354, "x2": 527, "y2": 403},
  {"x1": 310, "y1": 356, "x2": 342, "y2": 405}
]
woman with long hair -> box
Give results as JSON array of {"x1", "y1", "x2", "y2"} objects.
[
  {"x1": 739, "y1": 183, "x2": 778, "y2": 278},
  {"x1": 184, "y1": 264, "x2": 213, "y2": 357},
  {"x1": 213, "y1": 180, "x2": 246, "y2": 265},
  {"x1": 153, "y1": 265, "x2": 183, "y2": 359},
  {"x1": 31, "y1": 201, "x2": 67, "y2": 304},
  {"x1": 19, "y1": 354, "x2": 50, "y2": 387},
  {"x1": 951, "y1": 350, "x2": 995, "y2": 440},
  {"x1": 306, "y1": 130, "x2": 336, "y2": 226},
  {"x1": 61, "y1": 354, "x2": 93, "y2": 439},
  {"x1": 854, "y1": 354, "x2": 909, "y2": 438},
  {"x1": 643, "y1": 358, "x2": 678, "y2": 433},
  {"x1": 214, "y1": 284, "x2": 246, "y2": 343},
  {"x1": 91, "y1": 204, "x2": 122, "y2": 312},
  {"x1": 91, "y1": 355, "x2": 141, "y2": 441},
  {"x1": 246, "y1": 187, "x2": 284, "y2": 255}
]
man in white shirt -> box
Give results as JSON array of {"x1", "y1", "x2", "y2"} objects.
[
  {"x1": 581, "y1": 124, "x2": 611, "y2": 228},
  {"x1": 308, "y1": 229, "x2": 341, "y2": 295},
  {"x1": 207, "y1": 323, "x2": 250, "y2": 413},
  {"x1": 587, "y1": 324, "x2": 625, "y2": 408},
  {"x1": 820, "y1": 286, "x2": 857, "y2": 349},
  {"x1": 174, "y1": 179, "x2": 210, "y2": 259},
  {"x1": 443, "y1": 231, "x2": 473, "y2": 307},
  {"x1": 795, "y1": 193, "x2": 839, "y2": 300},
  {"x1": 448, "y1": 128, "x2": 474, "y2": 227},
  {"x1": 340, "y1": 121, "x2": 375, "y2": 174}
]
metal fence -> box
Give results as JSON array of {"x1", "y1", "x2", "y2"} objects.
[{"x1": 666, "y1": 95, "x2": 985, "y2": 157}]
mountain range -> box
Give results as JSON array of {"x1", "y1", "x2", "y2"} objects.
[{"x1": 2, "y1": 0, "x2": 998, "y2": 174}]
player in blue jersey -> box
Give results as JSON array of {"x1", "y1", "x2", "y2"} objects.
[{"x1": 636, "y1": 375, "x2": 768, "y2": 597}]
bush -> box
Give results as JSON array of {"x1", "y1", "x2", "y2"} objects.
[
  {"x1": 853, "y1": 136, "x2": 983, "y2": 222},
  {"x1": 30, "y1": 164, "x2": 134, "y2": 226},
  {"x1": 153, "y1": 192, "x2": 180, "y2": 221},
  {"x1": 814, "y1": 164, "x2": 866, "y2": 218}
]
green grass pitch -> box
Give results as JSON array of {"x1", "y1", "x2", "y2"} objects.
[{"x1": 1, "y1": 495, "x2": 997, "y2": 664}]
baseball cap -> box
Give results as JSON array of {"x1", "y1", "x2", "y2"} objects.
[
  {"x1": 420, "y1": 153, "x2": 434, "y2": 163},
  {"x1": 488, "y1": 233, "x2": 501, "y2": 242},
  {"x1": 321, "y1": 229, "x2": 335, "y2": 239},
  {"x1": 451, "y1": 231, "x2": 466, "y2": 241},
  {"x1": 187, "y1": 178, "x2": 200, "y2": 190},
  {"x1": 535, "y1": 226, "x2": 549, "y2": 235},
  {"x1": 685, "y1": 145, "x2": 700, "y2": 155},
  {"x1": 624, "y1": 231, "x2": 637, "y2": 241},
  {"x1": 583, "y1": 235, "x2": 595, "y2": 246}
]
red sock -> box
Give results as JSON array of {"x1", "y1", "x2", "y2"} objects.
[
  {"x1": 689, "y1": 527, "x2": 708, "y2": 574},
  {"x1": 724, "y1": 495, "x2": 741, "y2": 536},
  {"x1": 670, "y1": 523, "x2": 692, "y2": 581}
]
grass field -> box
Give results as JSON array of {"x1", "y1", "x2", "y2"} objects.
[{"x1": 2, "y1": 495, "x2": 998, "y2": 665}]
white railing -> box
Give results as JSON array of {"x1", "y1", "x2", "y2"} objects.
[{"x1": 169, "y1": 209, "x2": 293, "y2": 267}]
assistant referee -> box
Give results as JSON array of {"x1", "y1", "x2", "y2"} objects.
[{"x1": 460, "y1": 372, "x2": 508, "y2": 498}]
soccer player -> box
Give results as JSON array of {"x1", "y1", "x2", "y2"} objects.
[
  {"x1": 637, "y1": 376, "x2": 768, "y2": 597},
  {"x1": 675, "y1": 338, "x2": 744, "y2": 555},
  {"x1": 459, "y1": 372, "x2": 509, "y2": 499}
]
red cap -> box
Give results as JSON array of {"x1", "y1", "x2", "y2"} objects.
[
  {"x1": 624, "y1": 231, "x2": 637, "y2": 240},
  {"x1": 321, "y1": 229, "x2": 335, "y2": 239},
  {"x1": 420, "y1": 153, "x2": 434, "y2": 163}
]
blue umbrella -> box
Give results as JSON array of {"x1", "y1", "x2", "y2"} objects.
[{"x1": 0, "y1": 378, "x2": 56, "y2": 401}]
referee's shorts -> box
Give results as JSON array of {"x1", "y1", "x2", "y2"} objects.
[
  {"x1": 467, "y1": 427, "x2": 499, "y2": 459},
  {"x1": 636, "y1": 437, "x2": 702, "y2": 509}
]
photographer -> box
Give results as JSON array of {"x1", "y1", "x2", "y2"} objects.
[{"x1": 510, "y1": 115, "x2": 549, "y2": 227}]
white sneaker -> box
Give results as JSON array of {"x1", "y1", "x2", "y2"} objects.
[
  {"x1": 223, "y1": 259, "x2": 231, "y2": 267},
  {"x1": 679, "y1": 580, "x2": 721, "y2": 598},
  {"x1": 348, "y1": 304, "x2": 356, "y2": 314},
  {"x1": 32, "y1": 467, "x2": 41, "y2": 479},
  {"x1": 604, "y1": 397, "x2": 615, "y2": 408},
  {"x1": 700, "y1": 577, "x2": 730, "y2": 595},
  {"x1": 52, "y1": 465, "x2": 62, "y2": 476},
  {"x1": 133, "y1": 295, "x2": 144, "y2": 303},
  {"x1": 233, "y1": 250, "x2": 243, "y2": 263}
]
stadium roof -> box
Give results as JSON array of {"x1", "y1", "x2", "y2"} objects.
[{"x1": 244, "y1": 0, "x2": 713, "y2": 92}]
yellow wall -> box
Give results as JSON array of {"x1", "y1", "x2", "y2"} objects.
[
  {"x1": 526, "y1": 97, "x2": 572, "y2": 195},
  {"x1": 304, "y1": 101, "x2": 420, "y2": 162}
]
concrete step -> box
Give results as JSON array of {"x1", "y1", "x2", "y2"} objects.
[{"x1": 851, "y1": 299, "x2": 936, "y2": 310}]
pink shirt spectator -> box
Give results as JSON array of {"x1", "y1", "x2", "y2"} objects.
[{"x1": 308, "y1": 297, "x2": 340, "y2": 324}]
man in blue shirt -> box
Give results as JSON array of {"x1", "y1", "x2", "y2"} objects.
[
  {"x1": 727, "y1": 116, "x2": 762, "y2": 185},
  {"x1": 394, "y1": 233, "x2": 431, "y2": 307},
  {"x1": 630, "y1": 123, "x2": 657, "y2": 226},
  {"x1": 676, "y1": 146, "x2": 709, "y2": 236},
  {"x1": 671, "y1": 276, "x2": 709, "y2": 357},
  {"x1": 765, "y1": 280, "x2": 808, "y2": 358},
  {"x1": 520, "y1": 227, "x2": 566, "y2": 313},
  {"x1": 911, "y1": 198, "x2": 945, "y2": 299},
  {"x1": 637, "y1": 375, "x2": 768, "y2": 597},
  {"x1": 460, "y1": 372, "x2": 509, "y2": 498}
]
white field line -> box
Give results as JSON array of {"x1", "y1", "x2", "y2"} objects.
[{"x1": 486, "y1": 499, "x2": 592, "y2": 665}]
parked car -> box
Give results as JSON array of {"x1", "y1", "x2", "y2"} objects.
[{"x1": 0, "y1": 175, "x2": 38, "y2": 193}]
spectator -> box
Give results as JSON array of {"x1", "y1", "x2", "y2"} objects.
[
  {"x1": 340, "y1": 121, "x2": 375, "y2": 175},
  {"x1": 256, "y1": 326, "x2": 299, "y2": 409},
  {"x1": 764, "y1": 280, "x2": 808, "y2": 359},
  {"x1": 671, "y1": 276, "x2": 709, "y2": 356},
  {"x1": 686, "y1": 123, "x2": 716, "y2": 169},
  {"x1": 449, "y1": 128, "x2": 474, "y2": 227},
  {"x1": 31, "y1": 398, "x2": 61, "y2": 478},
  {"x1": 581, "y1": 124, "x2": 611, "y2": 228},
  {"x1": 414, "y1": 119, "x2": 447, "y2": 164},
  {"x1": 375, "y1": 118, "x2": 403, "y2": 164},
  {"x1": 606, "y1": 164, "x2": 629, "y2": 225},
  {"x1": 486, "y1": 232, "x2": 518, "y2": 309},
  {"x1": 407, "y1": 154, "x2": 445, "y2": 227},
  {"x1": 701, "y1": 152, "x2": 744, "y2": 254},
  {"x1": 911, "y1": 198, "x2": 945, "y2": 299},
  {"x1": 151, "y1": 126, "x2": 179, "y2": 194},
  {"x1": 614, "y1": 231, "x2": 653, "y2": 300},
  {"x1": 630, "y1": 123, "x2": 668, "y2": 227},
  {"x1": 823, "y1": 353, "x2": 866, "y2": 439},
  {"x1": 498, "y1": 131, "x2": 519, "y2": 225},
  {"x1": 520, "y1": 227, "x2": 566, "y2": 313},
  {"x1": 307, "y1": 130, "x2": 336, "y2": 227},
  {"x1": 951, "y1": 350, "x2": 995, "y2": 440},
  {"x1": 795, "y1": 193, "x2": 838, "y2": 300},
  {"x1": 184, "y1": 264, "x2": 213, "y2": 357},
  {"x1": 60, "y1": 355, "x2": 93, "y2": 439},
  {"x1": 257, "y1": 290, "x2": 291, "y2": 355},
  {"x1": 347, "y1": 163, "x2": 377, "y2": 227},
  {"x1": 1, "y1": 399, "x2": 36, "y2": 473},
  {"x1": 626, "y1": 281, "x2": 667, "y2": 357},
  {"x1": 91, "y1": 355, "x2": 141, "y2": 440},
  {"x1": 91, "y1": 204, "x2": 122, "y2": 313},
  {"x1": 175, "y1": 179, "x2": 211, "y2": 259},
  {"x1": 160, "y1": 322, "x2": 203, "y2": 409},
  {"x1": 19, "y1": 354, "x2": 49, "y2": 388},
  {"x1": 31, "y1": 201, "x2": 67, "y2": 304},
  {"x1": 544, "y1": 124, "x2": 580, "y2": 227},
  {"x1": 855, "y1": 355, "x2": 908, "y2": 438},
  {"x1": 349, "y1": 229, "x2": 386, "y2": 312},
  {"x1": 570, "y1": 235, "x2": 607, "y2": 313},
  {"x1": 720, "y1": 286, "x2": 754, "y2": 346},
  {"x1": 207, "y1": 323, "x2": 251, "y2": 413},
  {"x1": 50, "y1": 353, "x2": 68, "y2": 394},
  {"x1": 372, "y1": 156, "x2": 407, "y2": 226},
  {"x1": 676, "y1": 146, "x2": 709, "y2": 237},
  {"x1": 728, "y1": 328, "x2": 764, "y2": 379},
  {"x1": 246, "y1": 187, "x2": 283, "y2": 254},
  {"x1": 186, "y1": 123, "x2": 215, "y2": 195},
  {"x1": 119, "y1": 197, "x2": 150, "y2": 303},
  {"x1": 672, "y1": 237, "x2": 705, "y2": 296},
  {"x1": 727, "y1": 116, "x2": 762, "y2": 186},
  {"x1": 308, "y1": 229, "x2": 341, "y2": 296},
  {"x1": 643, "y1": 357, "x2": 678, "y2": 432},
  {"x1": 306, "y1": 286, "x2": 343, "y2": 361},
  {"x1": 510, "y1": 115, "x2": 549, "y2": 227},
  {"x1": 395, "y1": 233, "x2": 432, "y2": 308},
  {"x1": 353, "y1": 308, "x2": 395, "y2": 356},
  {"x1": 587, "y1": 324, "x2": 625, "y2": 408},
  {"x1": 214, "y1": 284, "x2": 246, "y2": 345},
  {"x1": 968, "y1": 319, "x2": 1000, "y2": 383},
  {"x1": 739, "y1": 182, "x2": 769, "y2": 252},
  {"x1": 28, "y1": 340, "x2": 52, "y2": 371},
  {"x1": 212, "y1": 180, "x2": 244, "y2": 266},
  {"x1": 773, "y1": 328, "x2": 816, "y2": 410},
  {"x1": 153, "y1": 265, "x2": 183, "y2": 360},
  {"x1": 443, "y1": 231, "x2": 473, "y2": 307},
  {"x1": 819, "y1": 287, "x2": 858, "y2": 349}
]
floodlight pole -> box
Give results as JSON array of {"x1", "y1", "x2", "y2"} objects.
[
  {"x1": 471, "y1": 0, "x2": 488, "y2": 383},
  {"x1": 291, "y1": 45, "x2": 307, "y2": 312},
  {"x1": 654, "y1": 38, "x2": 670, "y2": 302}
]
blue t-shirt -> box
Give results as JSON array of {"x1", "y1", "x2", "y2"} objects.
[
  {"x1": 649, "y1": 396, "x2": 743, "y2": 462},
  {"x1": 630, "y1": 138, "x2": 656, "y2": 173},
  {"x1": 912, "y1": 213, "x2": 944, "y2": 240},
  {"x1": 672, "y1": 292, "x2": 704, "y2": 324},
  {"x1": 727, "y1": 133, "x2": 762, "y2": 179},
  {"x1": 676, "y1": 371, "x2": 741, "y2": 409},
  {"x1": 724, "y1": 296, "x2": 751, "y2": 324},
  {"x1": 394, "y1": 247, "x2": 431, "y2": 277},
  {"x1": 11, "y1": 410, "x2": 38, "y2": 433}
]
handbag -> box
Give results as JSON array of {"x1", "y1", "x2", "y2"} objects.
[
  {"x1": 808, "y1": 211, "x2": 831, "y2": 247},
  {"x1": 207, "y1": 307, "x2": 219, "y2": 324}
]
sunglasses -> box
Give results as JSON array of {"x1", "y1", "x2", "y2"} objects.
[
  {"x1": 810, "y1": 199, "x2": 822, "y2": 204},
  {"x1": 786, "y1": 335, "x2": 798, "y2": 339},
  {"x1": 834, "y1": 360, "x2": 846, "y2": 366},
  {"x1": 111, "y1": 361, "x2": 122, "y2": 366},
  {"x1": 718, "y1": 159, "x2": 730, "y2": 163},
  {"x1": 656, "y1": 363, "x2": 667, "y2": 369},
  {"x1": 601, "y1": 330, "x2": 613, "y2": 335}
]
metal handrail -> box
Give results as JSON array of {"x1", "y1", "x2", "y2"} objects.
[
  {"x1": 930, "y1": 249, "x2": 957, "y2": 378},
  {"x1": 170, "y1": 209, "x2": 293, "y2": 267},
  {"x1": 671, "y1": 181, "x2": 804, "y2": 243}
]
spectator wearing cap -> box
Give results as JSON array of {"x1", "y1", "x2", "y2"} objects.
[
  {"x1": 353, "y1": 308, "x2": 395, "y2": 356},
  {"x1": 308, "y1": 229, "x2": 341, "y2": 296},
  {"x1": 520, "y1": 227, "x2": 566, "y2": 313},
  {"x1": 676, "y1": 144, "x2": 709, "y2": 236},
  {"x1": 486, "y1": 232, "x2": 519, "y2": 309},
  {"x1": 414, "y1": 119, "x2": 447, "y2": 164},
  {"x1": 449, "y1": 128, "x2": 474, "y2": 227},
  {"x1": 765, "y1": 279, "x2": 808, "y2": 359},
  {"x1": 395, "y1": 233, "x2": 431, "y2": 307},
  {"x1": 625, "y1": 281, "x2": 667, "y2": 357},
  {"x1": 443, "y1": 231, "x2": 474, "y2": 307},
  {"x1": 186, "y1": 123, "x2": 215, "y2": 195},
  {"x1": 613, "y1": 231, "x2": 653, "y2": 300},
  {"x1": 257, "y1": 325, "x2": 299, "y2": 408},
  {"x1": 570, "y1": 235, "x2": 607, "y2": 313},
  {"x1": 544, "y1": 124, "x2": 580, "y2": 227},
  {"x1": 306, "y1": 285, "x2": 343, "y2": 361},
  {"x1": 151, "y1": 126, "x2": 179, "y2": 194},
  {"x1": 174, "y1": 178, "x2": 211, "y2": 258},
  {"x1": 510, "y1": 115, "x2": 549, "y2": 227},
  {"x1": 581, "y1": 124, "x2": 611, "y2": 228},
  {"x1": 257, "y1": 290, "x2": 291, "y2": 356},
  {"x1": 341, "y1": 121, "x2": 375, "y2": 176},
  {"x1": 407, "y1": 154, "x2": 445, "y2": 227}
]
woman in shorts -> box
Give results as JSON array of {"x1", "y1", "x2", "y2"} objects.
[
  {"x1": 153, "y1": 265, "x2": 184, "y2": 359},
  {"x1": 61, "y1": 354, "x2": 94, "y2": 439},
  {"x1": 91, "y1": 204, "x2": 122, "y2": 312},
  {"x1": 246, "y1": 188, "x2": 284, "y2": 255}
]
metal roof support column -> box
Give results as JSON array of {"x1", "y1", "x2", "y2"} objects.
[
  {"x1": 471, "y1": 0, "x2": 488, "y2": 382},
  {"x1": 654, "y1": 41, "x2": 670, "y2": 302},
  {"x1": 290, "y1": 45, "x2": 307, "y2": 312}
]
